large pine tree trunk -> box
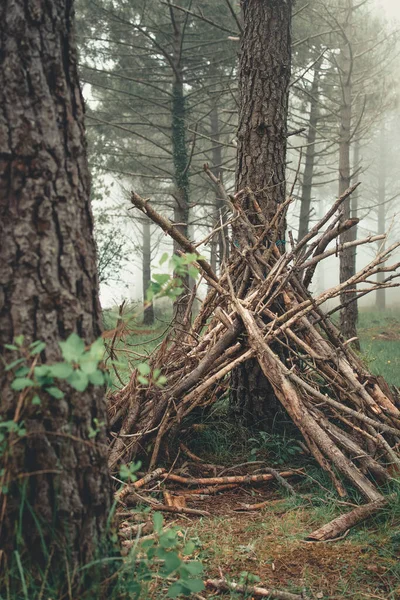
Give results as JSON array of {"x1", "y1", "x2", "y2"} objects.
[
  {"x1": 0, "y1": 0, "x2": 111, "y2": 576},
  {"x1": 230, "y1": 0, "x2": 292, "y2": 426},
  {"x1": 298, "y1": 58, "x2": 322, "y2": 242}
]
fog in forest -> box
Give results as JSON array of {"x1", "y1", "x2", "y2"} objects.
[{"x1": 76, "y1": 0, "x2": 400, "y2": 314}]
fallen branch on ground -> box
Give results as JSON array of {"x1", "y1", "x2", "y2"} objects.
[
  {"x1": 118, "y1": 468, "x2": 166, "y2": 502},
  {"x1": 165, "y1": 471, "x2": 296, "y2": 486},
  {"x1": 205, "y1": 578, "x2": 304, "y2": 600},
  {"x1": 306, "y1": 496, "x2": 390, "y2": 541},
  {"x1": 150, "y1": 504, "x2": 211, "y2": 517}
]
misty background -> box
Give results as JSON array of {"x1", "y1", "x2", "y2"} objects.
[{"x1": 76, "y1": 0, "x2": 400, "y2": 314}]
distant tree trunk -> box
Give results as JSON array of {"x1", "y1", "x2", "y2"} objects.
[
  {"x1": 230, "y1": 0, "x2": 292, "y2": 426},
  {"x1": 376, "y1": 127, "x2": 386, "y2": 310},
  {"x1": 338, "y1": 1, "x2": 359, "y2": 348},
  {"x1": 298, "y1": 58, "x2": 322, "y2": 241},
  {"x1": 0, "y1": 0, "x2": 111, "y2": 578},
  {"x1": 142, "y1": 217, "x2": 154, "y2": 324},
  {"x1": 209, "y1": 97, "x2": 228, "y2": 275},
  {"x1": 171, "y1": 17, "x2": 190, "y2": 327}
]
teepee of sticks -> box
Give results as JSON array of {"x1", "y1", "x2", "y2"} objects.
[{"x1": 107, "y1": 172, "x2": 400, "y2": 503}]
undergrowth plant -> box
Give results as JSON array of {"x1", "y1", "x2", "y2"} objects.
[
  {"x1": 116, "y1": 512, "x2": 204, "y2": 598},
  {"x1": 0, "y1": 252, "x2": 204, "y2": 599}
]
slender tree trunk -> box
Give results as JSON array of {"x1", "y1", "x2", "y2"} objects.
[
  {"x1": 0, "y1": 0, "x2": 111, "y2": 578},
  {"x1": 142, "y1": 217, "x2": 154, "y2": 324},
  {"x1": 230, "y1": 0, "x2": 293, "y2": 426},
  {"x1": 344, "y1": 138, "x2": 361, "y2": 350},
  {"x1": 298, "y1": 58, "x2": 322, "y2": 241},
  {"x1": 209, "y1": 98, "x2": 229, "y2": 275},
  {"x1": 171, "y1": 18, "x2": 190, "y2": 326},
  {"x1": 339, "y1": 1, "x2": 359, "y2": 347},
  {"x1": 376, "y1": 127, "x2": 387, "y2": 310}
]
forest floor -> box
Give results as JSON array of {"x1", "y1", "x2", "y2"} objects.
[
  {"x1": 168, "y1": 469, "x2": 400, "y2": 599},
  {"x1": 111, "y1": 305, "x2": 400, "y2": 599}
]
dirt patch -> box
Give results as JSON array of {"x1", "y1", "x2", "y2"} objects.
[
  {"x1": 373, "y1": 330, "x2": 400, "y2": 341},
  {"x1": 159, "y1": 487, "x2": 400, "y2": 599}
]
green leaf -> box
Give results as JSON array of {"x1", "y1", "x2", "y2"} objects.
[
  {"x1": 34, "y1": 365, "x2": 51, "y2": 378},
  {"x1": 5, "y1": 358, "x2": 25, "y2": 371},
  {"x1": 59, "y1": 333, "x2": 85, "y2": 362},
  {"x1": 4, "y1": 344, "x2": 18, "y2": 351},
  {"x1": 159, "y1": 530, "x2": 179, "y2": 549},
  {"x1": 137, "y1": 363, "x2": 151, "y2": 376},
  {"x1": 153, "y1": 512, "x2": 163, "y2": 534},
  {"x1": 152, "y1": 274, "x2": 170, "y2": 285},
  {"x1": 159, "y1": 252, "x2": 169, "y2": 266},
  {"x1": 150, "y1": 282, "x2": 161, "y2": 294},
  {"x1": 11, "y1": 378, "x2": 34, "y2": 391},
  {"x1": 156, "y1": 375, "x2": 167, "y2": 387},
  {"x1": 188, "y1": 266, "x2": 199, "y2": 279},
  {"x1": 15, "y1": 367, "x2": 30, "y2": 377},
  {"x1": 155, "y1": 547, "x2": 169, "y2": 560},
  {"x1": 161, "y1": 552, "x2": 181, "y2": 576},
  {"x1": 67, "y1": 369, "x2": 89, "y2": 392},
  {"x1": 88, "y1": 370, "x2": 105, "y2": 386},
  {"x1": 30, "y1": 342, "x2": 46, "y2": 355},
  {"x1": 180, "y1": 579, "x2": 205, "y2": 593},
  {"x1": 166, "y1": 583, "x2": 184, "y2": 598},
  {"x1": 31, "y1": 395, "x2": 41, "y2": 406},
  {"x1": 48, "y1": 363, "x2": 74, "y2": 379},
  {"x1": 182, "y1": 541, "x2": 195, "y2": 556},
  {"x1": 29, "y1": 340, "x2": 43, "y2": 349},
  {"x1": 119, "y1": 464, "x2": 135, "y2": 482},
  {"x1": 171, "y1": 287, "x2": 184, "y2": 297},
  {"x1": 79, "y1": 358, "x2": 99, "y2": 375},
  {"x1": 88, "y1": 338, "x2": 105, "y2": 361},
  {"x1": 137, "y1": 376, "x2": 149, "y2": 385},
  {"x1": 14, "y1": 335, "x2": 25, "y2": 347},
  {"x1": 46, "y1": 387, "x2": 65, "y2": 399},
  {"x1": 141, "y1": 539, "x2": 155, "y2": 552},
  {"x1": 181, "y1": 561, "x2": 203, "y2": 576},
  {"x1": 183, "y1": 252, "x2": 198, "y2": 264}
]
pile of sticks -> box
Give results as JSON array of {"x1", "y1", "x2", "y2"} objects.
[{"x1": 108, "y1": 177, "x2": 400, "y2": 503}]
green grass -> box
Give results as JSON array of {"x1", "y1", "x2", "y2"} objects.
[{"x1": 358, "y1": 307, "x2": 400, "y2": 386}]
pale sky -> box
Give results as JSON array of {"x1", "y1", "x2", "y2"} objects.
[{"x1": 377, "y1": 0, "x2": 400, "y2": 19}]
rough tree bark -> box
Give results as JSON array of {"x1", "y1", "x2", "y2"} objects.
[
  {"x1": 230, "y1": 0, "x2": 293, "y2": 426},
  {"x1": 0, "y1": 0, "x2": 111, "y2": 575},
  {"x1": 142, "y1": 217, "x2": 155, "y2": 324},
  {"x1": 298, "y1": 58, "x2": 322, "y2": 242},
  {"x1": 338, "y1": 0, "x2": 359, "y2": 348}
]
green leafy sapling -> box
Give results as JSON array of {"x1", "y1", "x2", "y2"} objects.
[
  {"x1": 6, "y1": 333, "x2": 109, "y2": 406},
  {"x1": 146, "y1": 252, "x2": 202, "y2": 303},
  {"x1": 123, "y1": 511, "x2": 205, "y2": 598}
]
